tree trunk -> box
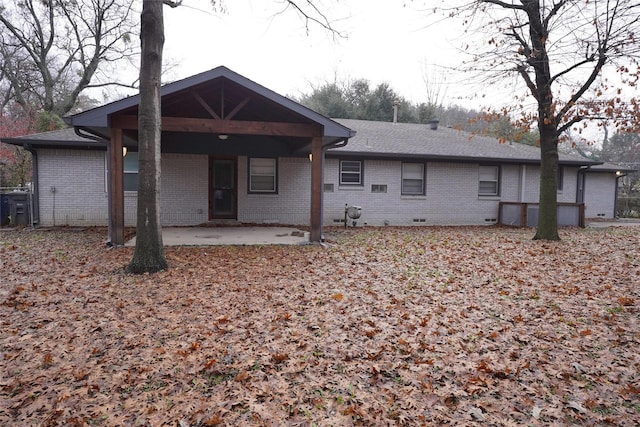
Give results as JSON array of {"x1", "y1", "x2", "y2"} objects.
[
  {"x1": 534, "y1": 126, "x2": 559, "y2": 240},
  {"x1": 524, "y1": 0, "x2": 560, "y2": 241},
  {"x1": 126, "y1": 0, "x2": 168, "y2": 274}
]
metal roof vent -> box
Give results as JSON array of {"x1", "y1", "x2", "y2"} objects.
[{"x1": 393, "y1": 99, "x2": 400, "y2": 123}]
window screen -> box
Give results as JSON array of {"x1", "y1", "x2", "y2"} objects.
[
  {"x1": 249, "y1": 158, "x2": 277, "y2": 192},
  {"x1": 402, "y1": 163, "x2": 425, "y2": 195}
]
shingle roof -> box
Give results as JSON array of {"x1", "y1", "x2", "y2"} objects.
[
  {"x1": 4, "y1": 120, "x2": 634, "y2": 175},
  {"x1": 588, "y1": 162, "x2": 637, "y2": 173},
  {"x1": 1, "y1": 127, "x2": 106, "y2": 149},
  {"x1": 330, "y1": 119, "x2": 600, "y2": 166}
]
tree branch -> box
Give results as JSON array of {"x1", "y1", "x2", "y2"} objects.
[
  {"x1": 516, "y1": 64, "x2": 539, "y2": 103},
  {"x1": 480, "y1": 0, "x2": 525, "y2": 11},
  {"x1": 557, "y1": 115, "x2": 584, "y2": 135},
  {"x1": 507, "y1": 26, "x2": 532, "y2": 57},
  {"x1": 86, "y1": 81, "x2": 138, "y2": 90},
  {"x1": 549, "y1": 55, "x2": 596, "y2": 86},
  {"x1": 543, "y1": 0, "x2": 568, "y2": 29},
  {"x1": 280, "y1": 0, "x2": 344, "y2": 38},
  {"x1": 555, "y1": 55, "x2": 607, "y2": 126},
  {"x1": 163, "y1": 0, "x2": 183, "y2": 8}
]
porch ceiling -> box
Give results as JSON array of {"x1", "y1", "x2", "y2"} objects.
[{"x1": 157, "y1": 132, "x2": 309, "y2": 157}]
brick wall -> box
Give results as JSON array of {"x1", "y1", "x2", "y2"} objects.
[
  {"x1": 238, "y1": 156, "x2": 312, "y2": 224},
  {"x1": 35, "y1": 149, "x2": 613, "y2": 227},
  {"x1": 123, "y1": 153, "x2": 209, "y2": 226},
  {"x1": 159, "y1": 154, "x2": 209, "y2": 225},
  {"x1": 514, "y1": 165, "x2": 580, "y2": 204},
  {"x1": 559, "y1": 167, "x2": 578, "y2": 202},
  {"x1": 36, "y1": 150, "x2": 208, "y2": 226},
  {"x1": 37, "y1": 149, "x2": 109, "y2": 226},
  {"x1": 323, "y1": 159, "x2": 521, "y2": 226}
]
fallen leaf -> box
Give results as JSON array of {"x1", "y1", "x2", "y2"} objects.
[
  {"x1": 567, "y1": 400, "x2": 588, "y2": 414},
  {"x1": 234, "y1": 370, "x2": 249, "y2": 382},
  {"x1": 532, "y1": 405, "x2": 542, "y2": 419},
  {"x1": 468, "y1": 406, "x2": 485, "y2": 420}
]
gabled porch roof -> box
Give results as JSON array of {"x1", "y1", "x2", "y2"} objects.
[{"x1": 64, "y1": 65, "x2": 355, "y2": 156}]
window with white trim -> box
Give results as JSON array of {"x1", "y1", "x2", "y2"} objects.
[
  {"x1": 478, "y1": 165, "x2": 500, "y2": 196},
  {"x1": 249, "y1": 157, "x2": 277, "y2": 193},
  {"x1": 339, "y1": 160, "x2": 363, "y2": 185},
  {"x1": 401, "y1": 163, "x2": 425, "y2": 195},
  {"x1": 123, "y1": 152, "x2": 139, "y2": 192}
]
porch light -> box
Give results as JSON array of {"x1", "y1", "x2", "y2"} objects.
[
  {"x1": 218, "y1": 134, "x2": 229, "y2": 140},
  {"x1": 308, "y1": 153, "x2": 313, "y2": 162},
  {"x1": 616, "y1": 171, "x2": 623, "y2": 176},
  {"x1": 122, "y1": 146, "x2": 127, "y2": 157}
]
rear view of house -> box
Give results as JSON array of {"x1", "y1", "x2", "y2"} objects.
[{"x1": 1, "y1": 67, "x2": 630, "y2": 243}]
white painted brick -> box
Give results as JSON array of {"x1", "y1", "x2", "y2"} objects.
[
  {"x1": 238, "y1": 157, "x2": 312, "y2": 224},
  {"x1": 34, "y1": 149, "x2": 618, "y2": 227},
  {"x1": 36, "y1": 149, "x2": 109, "y2": 226}
]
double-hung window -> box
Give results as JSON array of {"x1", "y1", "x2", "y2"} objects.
[
  {"x1": 340, "y1": 160, "x2": 363, "y2": 185},
  {"x1": 401, "y1": 163, "x2": 425, "y2": 195},
  {"x1": 123, "y1": 152, "x2": 139, "y2": 192},
  {"x1": 249, "y1": 157, "x2": 277, "y2": 193},
  {"x1": 478, "y1": 165, "x2": 500, "y2": 196}
]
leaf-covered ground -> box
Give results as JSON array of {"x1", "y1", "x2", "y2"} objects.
[{"x1": 0, "y1": 226, "x2": 638, "y2": 426}]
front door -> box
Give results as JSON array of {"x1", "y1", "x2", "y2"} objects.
[{"x1": 209, "y1": 157, "x2": 237, "y2": 219}]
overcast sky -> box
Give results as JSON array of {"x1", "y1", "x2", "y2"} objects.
[{"x1": 160, "y1": 0, "x2": 480, "y2": 107}]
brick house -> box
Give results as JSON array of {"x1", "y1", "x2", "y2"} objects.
[
  {"x1": 324, "y1": 119, "x2": 630, "y2": 227},
  {"x1": 1, "y1": 67, "x2": 630, "y2": 243}
]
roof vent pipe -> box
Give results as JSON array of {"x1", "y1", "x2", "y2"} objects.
[
  {"x1": 429, "y1": 119, "x2": 439, "y2": 130},
  {"x1": 392, "y1": 99, "x2": 400, "y2": 123}
]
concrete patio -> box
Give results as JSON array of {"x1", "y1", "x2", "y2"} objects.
[
  {"x1": 586, "y1": 218, "x2": 640, "y2": 228},
  {"x1": 124, "y1": 226, "x2": 310, "y2": 247},
  {"x1": 118, "y1": 219, "x2": 640, "y2": 246}
]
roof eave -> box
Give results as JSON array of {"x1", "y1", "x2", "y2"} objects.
[
  {"x1": 326, "y1": 150, "x2": 600, "y2": 166},
  {"x1": 1, "y1": 137, "x2": 107, "y2": 150}
]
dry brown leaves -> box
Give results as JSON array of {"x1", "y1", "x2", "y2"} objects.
[{"x1": 0, "y1": 225, "x2": 639, "y2": 426}]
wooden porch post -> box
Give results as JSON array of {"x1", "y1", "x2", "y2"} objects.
[
  {"x1": 110, "y1": 127, "x2": 125, "y2": 245},
  {"x1": 310, "y1": 136, "x2": 323, "y2": 242}
]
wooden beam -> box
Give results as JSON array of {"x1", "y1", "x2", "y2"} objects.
[
  {"x1": 226, "y1": 97, "x2": 250, "y2": 120},
  {"x1": 111, "y1": 115, "x2": 322, "y2": 138},
  {"x1": 110, "y1": 127, "x2": 125, "y2": 246},
  {"x1": 192, "y1": 92, "x2": 220, "y2": 120},
  {"x1": 310, "y1": 136, "x2": 323, "y2": 242},
  {"x1": 221, "y1": 85, "x2": 225, "y2": 119}
]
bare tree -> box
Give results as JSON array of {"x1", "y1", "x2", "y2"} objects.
[
  {"x1": 439, "y1": 0, "x2": 640, "y2": 240},
  {"x1": 0, "y1": 0, "x2": 138, "y2": 117},
  {"x1": 420, "y1": 60, "x2": 448, "y2": 120}
]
